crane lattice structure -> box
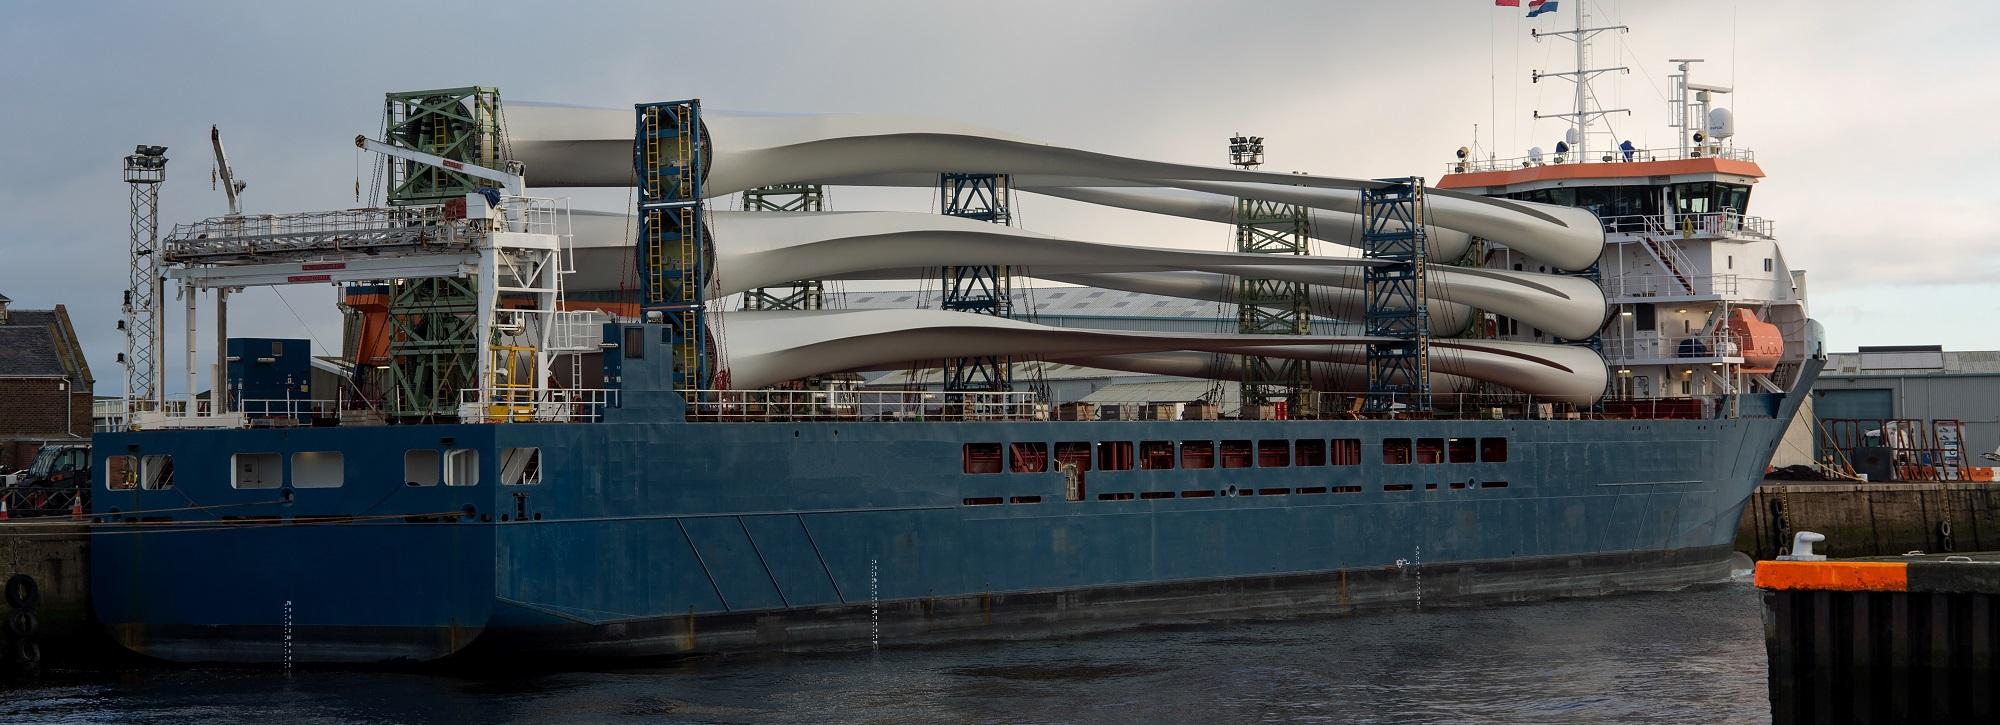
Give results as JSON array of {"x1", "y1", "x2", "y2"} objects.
[
  {"x1": 376, "y1": 88, "x2": 512, "y2": 417},
  {"x1": 383, "y1": 87, "x2": 505, "y2": 207},
  {"x1": 937, "y1": 173, "x2": 1013, "y2": 394},
  {"x1": 1226, "y1": 134, "x2": 1315, "y2": 418},
  {"x1": 1361, "y1": 178, "x2": 1432, "y2": 413},
  {"x1": 122, "y1": 145, "x2": 168, "y2": 413},
  {"x1": 742, "y1": 183, "x2": 826, "y2": 311}
]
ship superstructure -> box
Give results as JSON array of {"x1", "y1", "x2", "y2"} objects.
[
  {"x1": 86, "y1": 14, "x2": 1823, "y2": 664},
  {"x1": 1441, "y1": 49, "x2": 1809, "y2": 411}
]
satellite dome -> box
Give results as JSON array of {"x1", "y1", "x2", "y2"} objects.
[
  {"x1": 1563, "y1": 127, "x2": 1581, "y2": 145},
  {"x1": 1527, "y1": 146, "x2": 1545, "y2": 164},
  {"x1": 1706, "y1": 107, "x2": 1735, "y2": 139}
]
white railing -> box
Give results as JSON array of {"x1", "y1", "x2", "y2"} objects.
[
  {"x1": 547, "y1": 310, "x2": 611, "y2": 352},
  {"x1": 1604, "y1": 273, "x2": 1740, "y2": 299},
  {"x1": 457, "y1": 388, "x2": 621, "y2": 424},
  {"x1": 163, "y1": 207, "x2": 458, "y2": 263},
  {"x1": 1599, "y1": 331, "x2": 1743, "y2": 362},
  {"x1": 1306, "y1": 391, "x2": 1733, "y2": 420},
  {"x1": 685, "y1": 389, "x2": 1044, "y2": 422},
  {"x1": 496, "y1": 196, "x2": 570, "y2": 237},
  {"x1": 1447, "y1": 144, "x2": 1755, "y2": 174},
  {"x1": 238, "y1": 398, "x2": 342, "y2": 420},
  {"x1": 1601, "y1": 211, "x2": 1776, "y2": 240}
]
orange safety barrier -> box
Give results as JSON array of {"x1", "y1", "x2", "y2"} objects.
[{"x1": 1754, "y1": 561, "x2": 1908, "y2": 592}]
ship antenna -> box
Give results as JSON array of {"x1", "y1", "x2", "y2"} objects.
[{"x1": 1530, "y1": 1, "x2": 1630, "y2": 162}]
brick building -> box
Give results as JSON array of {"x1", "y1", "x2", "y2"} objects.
[{"x1": 0, "y1": 292, "x2": 95, "y2": 470}]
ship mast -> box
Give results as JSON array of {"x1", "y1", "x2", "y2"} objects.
[{"x1": 1531, "y1": 3, "x2": 1629, "y2": 161}]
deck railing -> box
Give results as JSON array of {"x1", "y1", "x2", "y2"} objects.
[
  {"x1": 1447, "y1": 145, "x2": 1755, "y2": 174},
  {"x1": 1601, "y1": 211, "x2": 1775, "y2": 240},
  {"x1": 684, "y1": 390, "x2": 1044, "y2": 422}
]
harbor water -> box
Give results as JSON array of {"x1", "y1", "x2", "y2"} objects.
[{"x1": 0, "y1": 577, "x2": 1770, "y2": 724}]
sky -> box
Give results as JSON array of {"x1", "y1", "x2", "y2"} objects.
[{"x1": 2, "y1": 0, "x2": 1996, "y2": 395}]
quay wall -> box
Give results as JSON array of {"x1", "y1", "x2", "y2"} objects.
[{"x1": 1736, "y1": 482, "x2": 2000, "y2": 560}]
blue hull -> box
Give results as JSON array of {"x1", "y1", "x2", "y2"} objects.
[{"x1": 89, "y1": 355, "x2": 1818, "y2": 663}]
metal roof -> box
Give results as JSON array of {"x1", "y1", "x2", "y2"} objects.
[
  {"x1": 863, "y1": 360, "x2": 1154, "y2": 387},
  {"x1": 833, "y1": 287, "x2": 1233, "y2": 320},
  {"x1": 1826, "y1": 349, "x2": 2000, "y2": 377},
  {"x1": 830, "y1": 286, "x2": 1359, "y2": 335},
  {"x1": 1078, "y1": 380, "x2": 1236, "y2": 409}
]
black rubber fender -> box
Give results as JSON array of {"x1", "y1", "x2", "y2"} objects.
[
  {"x1": 5, "y1": 610, "x2": 34, "y2": 639},
  {"x1": 4, "y1": 574, "x2": 38, "y2": 611},
  {"x1": 14, "y1": 638, "x2": 39, "y2": 664}
]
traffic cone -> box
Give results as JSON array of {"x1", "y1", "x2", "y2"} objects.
[
  {"x1": 69, "y1": 496, "x2": 82, "y2": 521},
  {"x1": 1, "y1": 499, "x2": 12, "y2": 521}
]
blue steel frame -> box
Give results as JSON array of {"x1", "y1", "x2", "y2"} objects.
[
  {"x1": 1362, "y1": 177, "x2": 1432, "y2": 413},
  {"x1": 938, "y1": 173, "x2": 1013, "y2": 393},
  {"x1": 633, "y1": 100, "x2": 709, "y2": 391}
]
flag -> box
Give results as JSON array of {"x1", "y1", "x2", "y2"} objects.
[
  {"x1": 1495, "y1": 0, "x2": 1521, "y2": 6},
  {"x1": 1527, "y1": 0, "x2": 1559, "y2": 17}
]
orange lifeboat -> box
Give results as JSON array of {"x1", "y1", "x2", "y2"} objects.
[{"x1": 1727, "y1": 309, "x2": 1784, "y2": 374}]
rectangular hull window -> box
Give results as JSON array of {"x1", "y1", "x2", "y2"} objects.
[
  {"x1": 501, "y1": 448, "x2": 543, "y2": 485},
  {"x1": 444, "y1": 449, "x2": 480, "y2": 486},
  {"x1": 404, "y1": 450, "x2": 440, "y2": 486},
  {"x1": 291, "y1": 451, "x2": 345, "y2": 488},
  {"x1": 232, "y1": 453, "x2": 282, "y2": 490}
]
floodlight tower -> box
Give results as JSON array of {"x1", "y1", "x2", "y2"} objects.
[
  {"x1": 1226, "y1": 134, "x2": 1315, "y2": 418},
  {"x1": 122, "y1": 145, "x2": 169, "y2": 412}
]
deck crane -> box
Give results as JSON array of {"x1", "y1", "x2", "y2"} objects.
[
  {"x1": 354, "y1": 134, "x2": 526, "y2": 199},
  {"x1": 210, "y1": 125, "x2": 246, "y2": 216},
  {"x1": 200, "y1": 125, "x2": 251, "y2": 410}
]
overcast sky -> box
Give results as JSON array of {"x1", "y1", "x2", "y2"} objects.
[{"x1": 3, "y1": 0, "x2": 1994, "y2": 394}]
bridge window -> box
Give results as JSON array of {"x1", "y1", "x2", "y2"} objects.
[
  {"x1": 1383, "y1": 439, "x2": 1412, "y2": 465},
  {"x1": 1480, "y1": 438, "x2": 1509, "y2": 463},
  {"x1": 1295, "y1": 439, "x2": 1327, "y2": 467},
  {"x1": 404, "y1": 449, "x2": 440, "y2": 486},
  {"x1": 1256, "y1": 440, "x2": 1289, "y2": 467},
  {"x1": 1220, "y1": 440, "x2": 1253, "y2": 469},
  {"x1": 1010, "y1": 442, "x2": 1049, "y2": 473},
  {"x1": 501, "y1": 448, "x2": 543, "y2": 485},
  {"x1": 1097, "y1": 441, "x2": 1134, "y2": 471},
  {"x1": 1447, "y1": 438, "x2": 1476, "y2": 463},
  {"x1": 1181, "y1": 441, "x2": 1215, "y2": 469},
  {"x1": 963, "y1": 443, "x2": 1003, "y2": 474},
  {"x1": 105, "y1": 455, "x2": 137, "y2": 491},
  {"x1": 443, "y1": 449, "x2": 480, "y2": 486},
  {"x1": 1416, "y1": 438, "x2": 1445, "y2": 464},
  {"x1": 1332, "y1": 439, "x2": 1361, "y2": 466},
  {"x1": 231, "y1": 452, "x2": 282, "y2": 490},
  {"x1": 291, "y1": 451, "x2": 345, "y2": 488},
  {"x1": 1139, "y1": 441, "x2": 1175, "y2": 470}
]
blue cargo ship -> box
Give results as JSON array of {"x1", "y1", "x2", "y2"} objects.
[
  {"x1": 89, "y1": 27, "x2": 1821, "y2": 662},
  {"x1": 90, "y1": 331, "x2": 1821, "y2": 663}
]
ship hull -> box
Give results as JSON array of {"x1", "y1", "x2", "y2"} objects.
[
  {"x1": 89, "y1": 374, "x2": 1810, "y2": 664},
  {"x1": 465, "y1": 543, "x2": 1743, "y2": 661}
]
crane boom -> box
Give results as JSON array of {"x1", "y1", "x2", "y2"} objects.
[
  {"x1": 211, "y1": 125, "x2": 244, "y2": 215},
  {"x1": 354, "y1": 135, "x2": 525, "y2": 198}
]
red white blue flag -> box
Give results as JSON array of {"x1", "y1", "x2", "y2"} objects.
[{"x1": 1528, "y1": 0, "x2": 1560, "y2": 17}]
